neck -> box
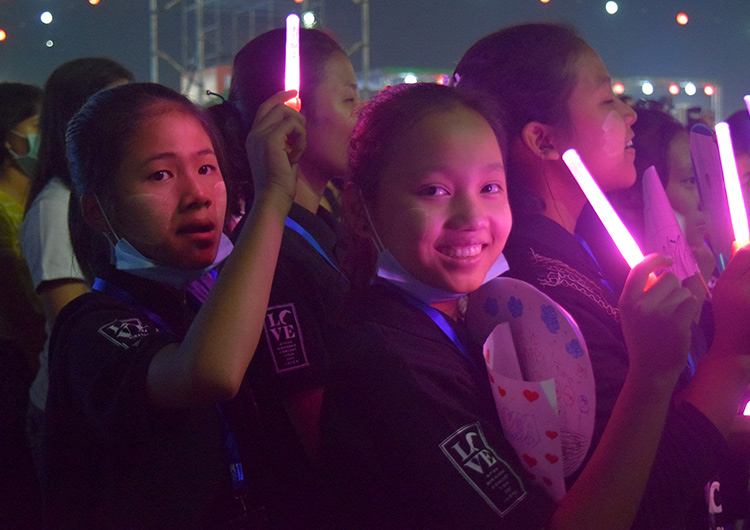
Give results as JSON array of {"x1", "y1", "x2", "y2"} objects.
[
  {"x1": 0, "y1": 160, "x2": 31, "y2": 205},
  {"x1": 430, "y1": 299, "x2": 459, "y2": 321},
  {"x1": 294, "y1": 167, "x2": 328, "y2": 214},
  {"x1": 535, "y1": 161, "x2": 587, "y2": 234}
]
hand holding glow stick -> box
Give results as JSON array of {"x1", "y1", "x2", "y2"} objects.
[
  {"x1": 715, "y1": 122, "x2": 750, "y2": 253},
  {"x1": 284, "y1": 14, "x2": 301, "y2": 112},
  {"x1": 562, "y1": 149, "x2": 657, "y2": 289}
]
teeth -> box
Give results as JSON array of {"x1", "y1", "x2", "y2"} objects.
[
  {"x1": 439, "y1": 245, "x2": 482, "y2": 258},
  {"x1": 626, "y1": 140, "x2": 633, "y2": 147}
]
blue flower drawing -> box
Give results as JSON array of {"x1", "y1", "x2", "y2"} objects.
[
  {"x1": 507, "y1": 296, "x2": 523, "y2": 318},
  {"x1": 483, "y1": 297, "x2": 499, "y2": 317},
  {"x1": 565, "y1": 339, "x2": 584, "y2": 359},
  {"x1": 540, "y1": 304, "x2": 560, "y2": 334}
]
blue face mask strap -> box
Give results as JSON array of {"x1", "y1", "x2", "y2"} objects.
[
  {"x1": 92, "y1": 276, "x2": 249, "y2": 513},
  {"x1": 284, "y1": 216, "x2": 347, "y2": 281}
]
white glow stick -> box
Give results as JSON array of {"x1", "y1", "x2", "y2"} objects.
[
  {"x1": 562, "y1": 149, "x2": 645, "y2": 269},
  {"x1": 284, "y1": 14, "x2": 301, "y2": 111},
  {"x1": 744, "y1": 95, "x2": 750, "y2": 116},
  {"x1": 715, "y1": 122, "x2": 750, "y2": 251}
]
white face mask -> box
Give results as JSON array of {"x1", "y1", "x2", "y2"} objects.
[
  {"x1": 375, "y1": 247, "x2": 509, "y2": 305},
  {"x1": 94, "y1": 195, "x2": 233, "y2": 288},
  {"x1": 7, "y1": 130, "x2": 40, "y2": 176},
  {"x1": 113, "y1": 234, "x2": 233, "y2": 288},
  {"x1": 360, "y1": 192, "x2": 509, "y2": 305}
]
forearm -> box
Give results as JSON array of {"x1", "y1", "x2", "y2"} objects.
[
  {"x1": 550, "y1": 371, "x2": 677, "y2": 530},
  {"x1": 148, "y1": 188, "x2": 292, "y2": 406}
]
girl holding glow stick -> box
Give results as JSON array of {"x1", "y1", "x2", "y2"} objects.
[
  {"x1": 43, "y1": 82, "x2": 303, "y2": 529},
  {"x1": 453, "y1": 22, "x2": 750, "y2": 527},
  {"x1": 208, "y1": 27, "x2": 361, "y2": 527},
  {"x1": 320, "y1": 82, "x2": 706, "y2": 529}
]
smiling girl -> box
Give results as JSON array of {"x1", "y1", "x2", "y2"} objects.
[
  {"x1": 454, "y1": 23, "x2": 750, "y2": 527},
  {"x1": 42, "y1": 82, "x2": 303, "y2": 529},
  {"x1": 319, "y1": 82, "x2": 722, "y2": 529}
]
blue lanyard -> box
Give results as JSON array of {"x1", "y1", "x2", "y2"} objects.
[
  {"x1": 379, "y1": 280, "x2": 471, "y2": 362},
  {"x1": 92, "y1": 276, "x2": 248, "y2": 499},
  {"x1": 285, "y1": 216, "x2": 346, "y2": 280},
  {"x1": 574, "y1": 234, "x2": 616, "y2": 296}
]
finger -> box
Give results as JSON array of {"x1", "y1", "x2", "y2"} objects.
[
  {"x1": 252, "y1": 90, "x2": 300, "y2": 128},
  {"x1": 723, "y1": 244, "x2": 750, "y2": 282},
  {"x1": 623, "y1": 253, "x2": 673, "y2": 295},
  {"x1": 672, "y1": 291, "x2": 702, "y2": 327}
]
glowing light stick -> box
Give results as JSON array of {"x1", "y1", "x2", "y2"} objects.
[
  {"x1": 562, "y1": 149, "x2": 657, "y2": 288},
  {"x1": 284, "y1": 14, "x2": 301, "y2": 111},
  {"x1": 715, "y1": 122, "x2": 750, "y2": 253},
  {"x1": 744, "y1": 95, "x2": 750, "y2": 116}
]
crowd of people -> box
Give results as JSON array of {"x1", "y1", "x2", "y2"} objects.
[{"x1": 2, "y1": 21, "x2": 750, "y2": 530}]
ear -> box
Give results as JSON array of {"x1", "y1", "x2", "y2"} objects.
[
  {"x1": 520, "y1": 121, "x2": 561, "y2": 161},
  {"x1": 81, "y1": 192, "x2": 111, "y2": 235},
  {"x1": 341, "y1": 182, "x2": 372, "y2": 239}
]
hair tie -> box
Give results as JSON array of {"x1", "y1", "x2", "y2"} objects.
[{"x1": 205, "y1": 90, "x2": 226, "y2": 102}]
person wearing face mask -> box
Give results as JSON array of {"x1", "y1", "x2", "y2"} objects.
[
  {"x1": 0, "y1": 82, "x2": 42, "y2": 258},
  {"x1": 0, "y1": 81, "x2": 46, "y2": 530}
]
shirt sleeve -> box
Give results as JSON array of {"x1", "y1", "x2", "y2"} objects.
[
  {"x1": 20, "y1": 184, "x2": 85, "y2": 289},
  {"x1": 48, "y1": 296, "x2": 178, "y2": 440}
]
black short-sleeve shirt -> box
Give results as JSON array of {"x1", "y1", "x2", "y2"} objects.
[
  {"x1": 321, "y1": 282, "x2": 554, "y2": 528},
  {"x1": 43, "y1": 270, "x2": 232, "y2": 530}
]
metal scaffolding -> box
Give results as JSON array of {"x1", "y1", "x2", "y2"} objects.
[{"x1": 148, "y1": 0, "x2": 327, "y2": 103}]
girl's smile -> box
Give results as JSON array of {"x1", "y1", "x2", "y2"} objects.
[{"x1": 369, "y1": 105, "x2": 511, "y2": 295}]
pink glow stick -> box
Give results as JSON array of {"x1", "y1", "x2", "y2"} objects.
[
  {"x1": 563, "y1": 149, "x2": 646, "y2": 268},
  {"x1": 744, "y1": 95, "x2": 750, "y2": 116},
  {"x1": 284, "y1": 14, "x2": 301, "y2": 111},
  {"x1": 715, "y1": 122, "x2": 750, "y2": 252},
  {"x1": 563, "y1": 149, "x2": 659, "y2": 289}
]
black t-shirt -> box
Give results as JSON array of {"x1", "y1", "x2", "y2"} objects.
[
  {"x1": 233, "y1": 202, "x2": 349, "y2": 527},
  {"x1": 43, "y1": 270, "x2": 234, "y2": 530},
  {"x1": 321, "y1": 282, "x2": 554, "y2": 529}
]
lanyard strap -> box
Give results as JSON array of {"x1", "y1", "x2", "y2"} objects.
[
  {"x1": 378, "y1": 280, "x2": 470, "y2": 362},
  {"x1": 93, "y1": 277, "x2": 173, "y2": 332},
  {"x1": 92, "y1": 276, "x2": 248, "y2": 498},
  {"x1": 574, "y1": 234, "x2": 616, "y2": 296},
  {"x1": 285, "y1": 216, "x2": 347, "y2": 280}
]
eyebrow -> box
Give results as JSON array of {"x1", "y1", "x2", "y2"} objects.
[{"x1": 140, "y1": 148, "x2": 216, "y2": 167}]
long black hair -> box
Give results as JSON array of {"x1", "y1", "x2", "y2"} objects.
[
  {"x1": 207, "y1": 28, "x2": 346, "y2": 217},
  {"x1": 25, "y1": 57, "x2": 134, "y2": 212}
]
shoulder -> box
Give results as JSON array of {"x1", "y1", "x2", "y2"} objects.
[{"x1": 50, "y1": 291, "x2": 174, "y2": 371}]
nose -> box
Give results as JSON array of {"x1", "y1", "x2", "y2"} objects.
[
  {"x1": 619, "y1": 98, "x2": 637, "y2": 126},
  {"x1": 179, "y1": 173, "x2": 212, "y2": 211},
  {"x1": 447, "y1": 193, "x2": 489, "y2": 231}
]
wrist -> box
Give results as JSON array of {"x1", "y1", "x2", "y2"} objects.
[{"x1": 252, "y1": 184, "x2": 295, "y2": 219}]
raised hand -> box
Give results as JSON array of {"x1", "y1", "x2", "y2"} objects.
[
  {"x1": 619, "y1": 253, "x2": 701, "y2": 388},
  {"x1": 245, "y1": 89, "x2": 306, "y2": 203}
]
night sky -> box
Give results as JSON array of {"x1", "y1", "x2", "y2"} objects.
[{"x1": 1, "y1": 0, "x2": 748, "y2": 119}]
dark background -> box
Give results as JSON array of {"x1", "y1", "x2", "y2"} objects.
[{"x1": 0, "y1": 0, "x2": 748, "y2": 119}]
